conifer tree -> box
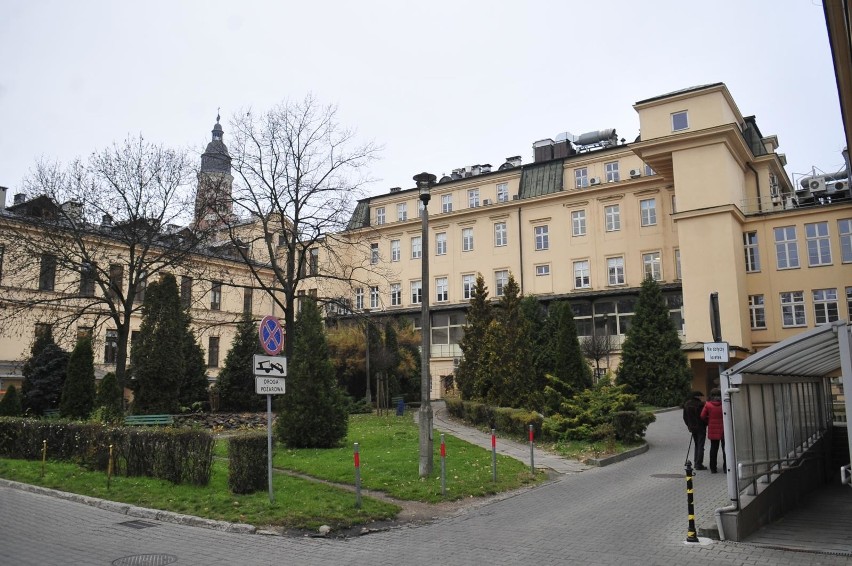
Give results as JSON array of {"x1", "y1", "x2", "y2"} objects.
[
  {"x1": 274, "y1": 298, "x2": 348, "y2": 448},
  {"x1": 455, "y1": 274, "x2": 492, "y2": 400},
  {"x1": 94, "y1": 372, "x2": 123, "y2": 422},
  {"x1": 549, "y1": 301, "x2": 593, "y2": 396},
  {"x1": 0, "y1": 385, "x2": 22, "y2": 417},
  {"x1": 21, "y1": 331, "x2": 69, "y2": 416},
  {"x1": 617, "y1": 278, "x2": 691, "y2": 406},
  {"x1": 217, "y1": 314, "x2": 263, "y2": 412},
  {"x1": 130, "y1": 274, "x2": 184, "y2": 414},
  {"x1": 520, "y1": 296, "x2": 551, "y2": 402},
  {"x1": 60, "y1": 337, "x2": 97, "y2": 419},
  {"x1": 179, "y1": 328, "x2": 209, "y2": 409},
  {"x1": 490, "y1": 274, "x2": 536, "y2": 408}
]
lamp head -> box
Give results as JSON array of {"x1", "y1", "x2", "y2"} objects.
[{"x1": 413, "y1": 172, "x2": 436, "y2": 204}]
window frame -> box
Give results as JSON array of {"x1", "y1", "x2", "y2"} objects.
[
  {"x1": 104, "y1": 329, "x2": 119, "y2": 364},
  {"x1": 390, "y1": 239, "x2": 401, "y2": 262},
  {"x1": 462, "y1": 274, "x2": 475, "y2": 300},
  {"x1": 574, "y1": 167, "x2": 589, "y2": 189},
  {"x1": 573, "y1": 260, "x2": 591, "y2": 289},
  {"x1": 571, "y1": 210, "x2": 586, "y2": 236},
  {"x1": 837, "y1": 218, "x2": 851, "y2": 263},
  {"x1": 396, "y1": 203, "x2": 407, "y2": 222},
  {"x1": 607, "y1": 256, "x2": 625, "y2": 286},
  {"x1": 494, "y1": 270, "x2": 508, "y2": 297},
  {"x1": 642, "y1": 251, "x2": 662, "y2": 281},
  {"x1": 39, "y1": 253, "x2": 57, "y2": 291},
  {"x1": 744, "y1": 231, "x2": 761, "y2": 272},
  {"x1": 468, "y1": 189, "x2": 480, "y2": 208},
  {"x1": 813, "y1": 288, "x2": 839, "y2": 324},
  {"x1": 207, "y1": 336, "x2": 220, "y2": 368},
  {"x1": 355, "y1": 287, "x2": 364, "y2": 310},
  {"x1": 605, "y1": 205, "x2": 621, "y2": 232},
  {"x1": 411, "y1": 236, "x2": 422, "y2": 259},
  {"x1": 441, "y1": 194, "x2": 453, "y2": 213},
  {"x1": 210, "y1": 281, "x2": 222, "y2": 311},
  {"x1": 390, "y1": 283, "x2": 402, "y2": 306},
  {"x1": 375, "y1": 207, "x2": 386, "y2": 225},
  {"x1": 534, "y1": 225, "x2": 549, "y2": 251},
  {"x1": 604, "y1": 161, "x2": 620, "y2": 183},
  {"x1": 640, "y1": 198, "x2": 657, "y2": 227},
  {"x1": 672, "y1": 110, "x2": 689, "y2": 132},
  {"x1": 805, "y1": 221, "x2": 832, "y2": 266},
  {"x1": 780, "y1": 291, "x2": 806, "y2": 327},
  {"x1": 535, "y1": 264, "x2": 550, "y2": 277},
  {"x1": 436, "y1": 277, "x2": 448, "y2": 302},
  {"x1": 496, "y1": 183, "x2": 509, "y2": 202},
  {"x1": 462, "y1": 227, "x2": 474, "y2": 252},
  {"x1": 370, "y1": 286, "x2": 380, "y2": 309},
  {"x1": 748, "y1": 294, "x2": 766, "y2": 329},
  {"x1": 370, "y1": 242, "x2": 380, "y2": 265},
  {"x1": 436, "y1": 232, "x2": 447, "y2": 256},
  {"x1": 774, "y1": 226, "x2": 800, "y2": 269},
  {"x1": 411, "y1": 280, "x2": 422, "y2": 305}
]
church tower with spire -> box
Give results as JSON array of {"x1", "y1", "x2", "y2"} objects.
[{"x1": 194, "y1": 113, "x2": 233, "y2": 230}]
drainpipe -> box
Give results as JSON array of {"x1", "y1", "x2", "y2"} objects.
[
  {"x1": 517, "y1": 206, "x2": 524, "y2": 293},
  {"x1": 715, "y1": 373, "x2": 739, "y2": 540},
  {"x1": 746, "y1": 162, "x2": 762, "y2": 213}
]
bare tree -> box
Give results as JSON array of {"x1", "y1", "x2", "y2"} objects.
[
  {"x1": 217, "y1": 95, "x2": 380, "y2": 357},
  {"x1": 581, "y1": 331, "x2": 614, "y2": 382},
  {"x1": 1, "y1": 136, "x2": 211, "y2": 391}
]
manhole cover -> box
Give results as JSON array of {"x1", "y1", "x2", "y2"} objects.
[
  {"x1": 118, "y1": 520, "x2": 159, "y2": 529},
  {"x1": 651, "y1": 473, "x2": 685, "y2": 479},
  {"x1": 112, "y1": 554, "x2": 177, "y2": 566}
]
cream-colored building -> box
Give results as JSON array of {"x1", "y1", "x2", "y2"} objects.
[{"x1": 335, "y1": 83, "x2": 851, "y2": 397}]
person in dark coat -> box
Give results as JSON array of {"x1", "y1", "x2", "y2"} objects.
[
  {"x1": 701, "y1": 388, "x2": 726, "y2": 473},
  {"x1": 682, "y1": 390, "x2": 707, "y2": 470}
]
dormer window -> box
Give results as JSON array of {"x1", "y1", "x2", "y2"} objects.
[{"x1": 672, "y1": 111, "x2": 689, "y2": 132}]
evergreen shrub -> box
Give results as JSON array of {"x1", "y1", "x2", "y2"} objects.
[{"x1": 228, "y1": 433, "x2": 267, "y2": 494}]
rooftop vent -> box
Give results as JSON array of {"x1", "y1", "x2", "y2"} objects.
[
  {"x1": 389, "y1": 187, "x2": 402, "y2": 193},
  {"x1": 14, "y1": 193, "x2": 26, "y2": 205}
]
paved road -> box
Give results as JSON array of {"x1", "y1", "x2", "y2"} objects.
[{"x1": 1, "y1": 410, "x2": 848, "y2": 565}]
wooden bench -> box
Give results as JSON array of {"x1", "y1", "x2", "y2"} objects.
[{"x1": 124, "y1": 414, "x2": 174, "y2": 426}]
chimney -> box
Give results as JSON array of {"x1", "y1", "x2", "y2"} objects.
[
  {"x1": 101, "y1": 213, "x2": 113, "y2": 227},
  {"x1": 61, "y1": 201, "x2": 83, "y2": 222},
  {"x1": 506, "y1": 156, "x2": 522, "y2": 168},
  {"x1": 389, "y1": 187, "x2": 402, "y2": 193},
  {"x1": 14, "y1": 193, "x2": 26, "y2": 205},
  {"x1": 480, "y1": 164, "x2": 492, "y2": 174},
  {"x1": 533, "y1": 139, "x2": 554, "y2": 162},
  {"x1": 0, "y1": 186, "x2": 7, "y2": 212}
]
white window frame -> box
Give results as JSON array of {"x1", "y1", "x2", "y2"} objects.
[
  {"x1": 411, "y1": 280, "x2": 422, "y2": 304},
  {"x1": 495, "y1": 270, "x2": 509, "y2": 297},
  {"x1": 640, "y1": 198, "x2": 657, "y2": 227},
  {"x1": 462, "y1": 274, "x2": 475, "y2": 300},
  {"x1": 780, "y1": 291, "x2": 806, "y2": 327},
  {"x1": 573, "y1": 260, "x2": 590, "y2": 289},
  {"x1": 813, "y1": 289, "x2": 839, "y2": 324},
  {"x1": 436, "y1": 232, "x2": 447, "y2": 256},
  {"x1": 672, "y1": 110, "x2": 689, "y2": 132},
  {"x1": 744, "y1": 231, "x2": 761, "y2": 272},
  {"x1": 390, "y1": 283, "x2": 401, "y2": 306},
  {"x1": 805, "y1": 222, "x2": 832, "y2": 266},
  {"x1": 605, "y1": 161, "x2": 620, "y2": 183},
  {"x1": 644, "y1": 163, "x2": 655, "y2": 176},
  {"x1": 605, "y1": 205, "x2": 621, "y2": 232},
  {"x1": 441, "y1": 194, "x2": 453, "y2": 213},
  {"x1": 397, "y1": 203, "x2": 407, "y2": 222},
  {"x1": 839, "y1": 218, "x2": 852, "y2": 263},
  {"x1": 535, "y1": 264, "x2": 550, "y2": 277},
  {"x1": 607, "y1": 256, "x2": 625, "y2": 286},
  {"x1": 370, "y1": 286, "x2": 380, "y2": 309},
  {"x1": 675, "y1": 248, "x2": 682, "y2": 280},
  {"x1": 574, "y1": 167, "x2": 588, "y2": 189},
  {"x1": 375, "y1": 207, "x2": 385, "y2": 225},
  {"x1": 748, "y1": 295, "x2": 766, "y2": 329},
  {"x1": 642, "y1": 251, "x2": 662, "y2": 281},
  {"x1": 370, "y1": 243, "x2": 379, "y2": 265},
  {"x1": 774, "y1": 226, "x2": 799, "y2": 269},
  {"x1": 462, "y1": 227, "x2": 474, "y2": 252},
  {"x1": 847, "y1": 287, "x2": 852, "y2": 321},
  {"x1": 572, "y1": 210, "x2": 586, "y2": 236},
  {"x1": 494, "y1": 222, "x2": 507, "y2": 247},
  {"x1": 391, "y1": 239, "x2": 401, "y2": 262},
  {"x1": 436, "y1": 277, "x2": 448, "y2": 302},
  {"x1": 355, "y1": 287, "x2": 364, "y2": 310},
  {"x1": 411, "y1": 236, "x2": 422, "y2": 259},
  {"x1": 468, "y1": 189, "x2": 480, "y2": 208},
  {"x1": 534, "y1": 225, "x2": 549, "y2": 250},
  {"x1": 496, "y1": 183, "x2": 509, "y2": 202}
]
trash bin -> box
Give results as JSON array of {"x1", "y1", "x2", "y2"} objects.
[{"x1": 394, "y1": 397, "x2": 405, "y2": 416}]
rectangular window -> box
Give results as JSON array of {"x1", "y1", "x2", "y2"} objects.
[
  {"x1": 211, "y1": 281, "x2": 222, "y2": 310},
  {"x1": 780, "y1": 291, "x2": 806, "y2": 327},
  {"x1": 672, "y1": 110, "x2": 689, "y2": 131},
  {"x1": 181, "y1": 276, "x2": 193, "y2": 308},
  {"x1": 607, "y1": 257, "x2": 625, "y2": 285},
  {"x1": 436, "y1": 233, "x2": 447, "y2": 255},
  {"x1": 675, "y1": 249, "x2": 682, "y2": 280},
  {"x1": 411, "y1": 280, "x2": 422, "y2": 304},
  {"x1": 462, "y1": 274, "x2": 475, "y2": 300},
  {"x1": 109, "y1": 264, "x2": 123, "y2": 297},
  {"x1": 494, "y1": 222, "x2": 507, "y2": 247},
  {"x1": 134, "y1": 271, "x2": 147, "y2": 304},
  {"x1": 376, "y1": 207, "x2": 386, "y2": 225},
  {"x1": 744, "y1": 231, "x2": 761, "y2": 272},
  {"x1": 644, "y1": 163, "x2": 655, "y2": 176},
  {"x1": 39, "y1": 253, "x2": 56, "y2": 291},
  {"x1": 749, "y1": 295, "x2": 766, "y2": 329},
  {"x1": 391, "y1": 283, "x2": 401, "y2": 306},
  {"x1": 391, "y1": 239, "x2": 401, "y2": 262},
  {"x1": 774, "y1": 226, "x2": 799, "y2": 269},
  {"x1": 640, "y1": 198, "x2": 657, "y2": 227},
  {"x1": 104, "y1": 329, "x2": 118, "y2": 364},
  {"x1": 805, "y1": 222, "x2": 831, "y2": 266},
  {"x1": 495, "y1": 270, "x2": 508, "y2": 297},
  {"x1": 572, "y1": 210, "x2": 586, "y2": 236},
  {"x1": 496, "y1": 183, "x2": 509, "y2": 202},
  {"x1": 370, "y1": 286, "x2": 379, "y2": 309},
  {"x1": 847, "y1": 287, "x2": 852, "y2": 321},
  {"x1": 297, "y1": 290, "x2": 306, "y2": 313},
  {"x1": 643, "y1": 251, "x2": 662, "y2": 281},
  {"x1": 436, "y1": 277, "x2": 448, "y2": 302},
  {"x1": 396, "y1": 203, "x2": 407, "y2": 221},
  {"x1": 813, "y1": 289, "x2": 839, "y2": 324},
  {"x1": 575, "y1": 167, "x2": 588, "y2": 189},
  {"x1": 605, "y1": 161, "x2": 620, "y2": 183},
  {"x1": 605, "y1": 205, "x2": 621, "y2": 232},
  {"x1": 534, "y1": 225, "x2": 549, "y2": 250},
  {"x1": 441, "y1": 194, "x2": 453, "y2": 213},
  {"x1": 308, "y1": 249, "x2": 319, "y2": 275},
  {"x1": 468, "y1": 189, "x2": 480, "y2": 208},
  {"x1": 371, "y1": 243, "x2": 379, "y2": 264},
  {"x1": 536, "y1": 264, "x2": 550, "y2": 276},
  {"x1": 462, "y1": 227, "x2": 474, "y2": 252},
  {"x1": 243, "y1": 286, "x2": 253, "y2": 314},
  {"x1": 574, "y1": 260, "x2": 590, "y2": 289},
  {"x1": 838, "y1": 219, "x2": 852, "y2": 263},
  {"x1": 207, "y1": 337, "x2": 220, "y2": 368},
  {"x1": 418, "y1": 200, "x2": 425, "y2": 218},
  {"x1": 355, "y1": 287, "x2": 364, "y2": 310},
  {"x1": 671, "y1": 195, "x2": 677, "y2": 214},
  {"x1": 411, "y1": 236, "x2": 422, "y2": 259},
  {"x1": 80, "y1": 262, "x2": 96, "y2": 297}
]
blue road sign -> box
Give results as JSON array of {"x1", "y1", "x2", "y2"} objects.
[{"x1": 259, "y1": 315, "x2": 284, "y2": 355}]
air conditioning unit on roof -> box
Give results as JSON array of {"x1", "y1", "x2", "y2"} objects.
[
  {"x1": 809, "y1": 177, "x2": 826, "y2": 194},
  {"x1": 629, "y1": 168, "x2": 642, "y2": 178},
  {"x1": 589, "y1": 177, "x2": 601, "y2": 186}
]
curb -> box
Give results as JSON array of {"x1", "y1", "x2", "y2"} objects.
[
  {"x1": 585, "y1": 442, "x2": 649, "y2": 467},
  {"x1": 0, "y1": 478, "x2": 257, "y2": 534}
]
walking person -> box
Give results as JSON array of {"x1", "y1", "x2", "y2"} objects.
[
  {"x1": 701, "y1": 388, "x2": 727, "y2": 473},
  {"x1": 682, "y1": 390, "x2": 707, "y2": 470}
]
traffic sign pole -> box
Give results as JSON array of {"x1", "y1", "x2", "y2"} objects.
[{"x1": 267, "y1": 393, "x2": 273, "y2": 503}]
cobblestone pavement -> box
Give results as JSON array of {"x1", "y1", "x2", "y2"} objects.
[{"x1": 2, "y1": 410, "x2": 849, "y2": 565}]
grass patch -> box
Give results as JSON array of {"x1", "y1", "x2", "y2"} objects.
[
  {"x1": 0, "y1": 451, "x2": 398, "y2": 530},
  {"x1": 274, "y1": 413, "x2": 543, "y2": 502},
  {"x1": 544, "y1": 438, "x2": 644, "y2": 462}
]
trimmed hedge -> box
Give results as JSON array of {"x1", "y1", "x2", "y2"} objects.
[
  {"x1": 445, "y1": 398, "x2": 543, "y2": 438},
  {"x1": 228, "y1": 433, "x2": 268, "y2": 494},
  {"x1": 0, "y1": 417, "x2": 213, "y2": 485}
]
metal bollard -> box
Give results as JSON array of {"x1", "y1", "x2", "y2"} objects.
[
  {"x1": 440, "y1": 434, "x2": 446, "y2": 496},
  {"x1": 491, "y1": 428, "x2": 497, "y2": 482},
  {"x1": 354, "y1": 443, "x2": 362, "y2": 509},
  {"x1": 41, "y1": 440, "x2": 47, "y2": 478},
  {"x1": 529, "y1": 424, "x2": 535, "y2": 474},
  {"x1": 107, "y1": 444, "x2": 114, "y2": 489},
  {"x1": 684, "y1": 460, "x2": 699, "y2": 543}
]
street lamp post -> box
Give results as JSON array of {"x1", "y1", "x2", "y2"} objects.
[{"x1": 414, "y1": 172, "x2": 436, "y2": 477}]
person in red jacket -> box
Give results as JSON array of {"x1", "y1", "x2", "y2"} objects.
[{"x1": 701, "y1": 388, "x2": 726, "y2": 473}]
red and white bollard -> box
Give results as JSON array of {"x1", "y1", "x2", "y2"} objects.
[
  {"x1": 491, "y1": 428, "x2": 497, "y2": 482},
  {"x1": 529, "y1": 424, "x2": 535, "y2": 474},
  {"x1": 354, "y1": 442, "x2": 362, "y2": 509},
  {"x1": 440, "y1": 434, "x2": 447, "y2": 496}
]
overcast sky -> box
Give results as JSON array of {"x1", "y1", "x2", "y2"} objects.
[{"x1": 0, "y1": 0, "x2": 845, "y2": 203}]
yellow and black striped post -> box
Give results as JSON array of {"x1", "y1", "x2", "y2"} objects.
[{"x1": 684, "y1": 460, "x2": 699, "y2": 543}]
